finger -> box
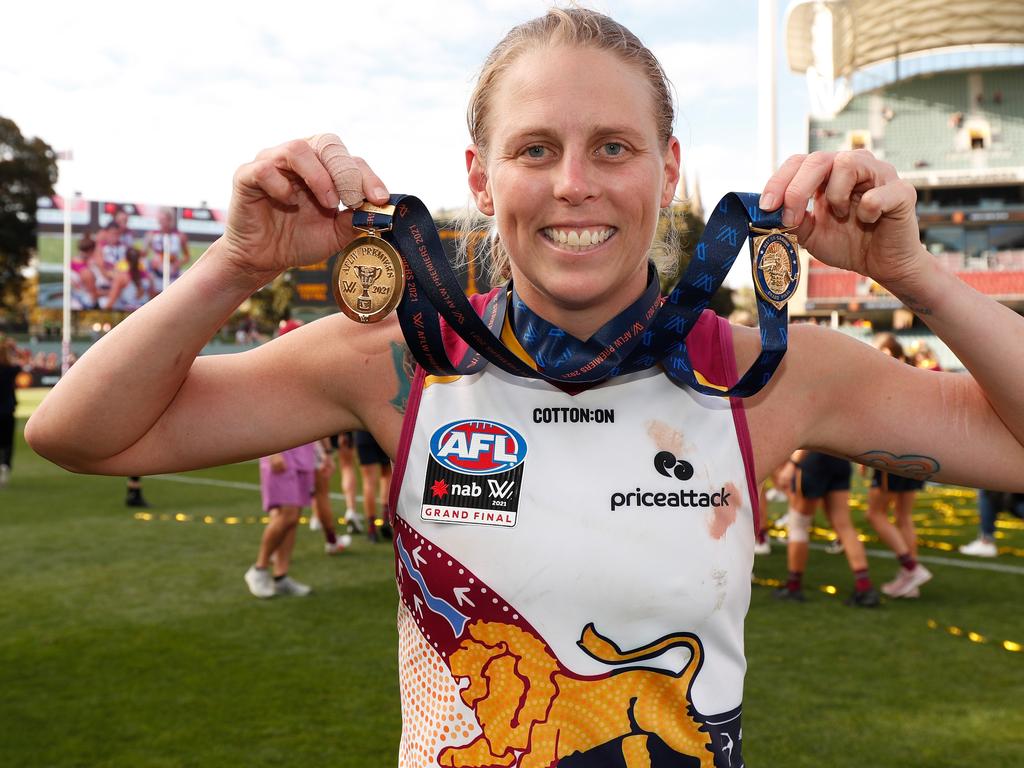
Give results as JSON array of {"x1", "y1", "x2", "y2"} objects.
[
  {"x1": 275, "y1": 139, "x2": 340, "y2": 209},
  {"x1": 759, "y1": 154, "x2": 805, "y2": 212},
  {"x1": 308, "y1": 133, "x2": 365, "y2": 208},
  {"x1": 234, "y1": 159, "x2": 298, "y2": 206},
  {"x1": 823, "y1": 150, "x2": 898, "y2": 219},
  {"x1": 780, "y1": 151, "x2": 835, "y2": 228},
  {"x1": 855, "y1": 179, "x2": 917, "y2": 225},
  {"x1": 352, "y1": 157, "x2": 390, "y2": 205}
]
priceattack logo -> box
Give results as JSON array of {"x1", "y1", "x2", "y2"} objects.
[
  {"x1": 421, "y1": 420, "x2": 526, "y2": 527},
  {"x1": 609, "y1": 451, "x2": 731, "y2": 511}
]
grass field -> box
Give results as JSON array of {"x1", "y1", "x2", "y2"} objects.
[{"x1": 3, "y1": 391, "x2": 1023, "y2": 767}]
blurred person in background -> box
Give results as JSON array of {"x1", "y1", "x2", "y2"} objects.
[
  {"x1": 864, "y1": 334, "x2": 933, "y2": 597},
  {"x1": 244, "y1": 319, "x2": 314, "y2": 598},
  {"x1": 776, "y1": 450, "x2": 880, "y2": 606},
  {"x1": 309, "y1": 436, "x2": 352, "y2": 554},
  {"x1": 960, "y1": 490, "x2": 1024, "y2": 557},
  {"x1": 144, "y1": 207, "x2": 191, "y2": 290},
  {"x1": 354, "y1": 430, "x2": 392, "y2": 542}
]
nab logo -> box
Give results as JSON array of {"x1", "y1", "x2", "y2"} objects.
[
  {"x1": 654, "y1": 450, "x2": 694, "y2": 481},
  {"x1": 430, "y1": 420, "x2": 528, "y2": 476}
]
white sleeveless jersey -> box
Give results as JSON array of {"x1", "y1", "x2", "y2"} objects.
[{"x1": 390, "y1": 309, "x2": 757, "y2": 768}]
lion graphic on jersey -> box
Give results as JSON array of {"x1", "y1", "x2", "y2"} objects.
[{"x1": 438, "y1": 620, "x2": 714, "y2": 768}]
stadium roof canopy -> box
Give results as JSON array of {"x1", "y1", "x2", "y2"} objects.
[{"x1": 786, "y1": 0, "x2": 1024, "y2": 77}]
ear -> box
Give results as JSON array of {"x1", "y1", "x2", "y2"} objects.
[
  {"x1": 466, "y1": 144, "x2": 495, "y2": 216},
  {"x1": 660, "y1": 136, "x2": 682, "y2": 208}
]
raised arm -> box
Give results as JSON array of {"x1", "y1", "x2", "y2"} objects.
[
  {"x1": 742, "y1": 150, "x2": 1024, "y2": 491},
  {"x1": 26, "y1": 135, "x2": 404, "y2": 476}
]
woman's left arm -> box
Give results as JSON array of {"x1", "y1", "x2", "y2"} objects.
[{"x1": 750, "y1": 150, "x2": 1024, "y2": 490}]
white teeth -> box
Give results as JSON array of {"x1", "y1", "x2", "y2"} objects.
[{"x1": 543, "y1": 227, "x2": 614, "y2": 250}]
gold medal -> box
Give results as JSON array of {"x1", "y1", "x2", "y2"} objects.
[
  {"x1": 332, "y1": 205, "x2": 405, "y2": 323},
  {"x1": 749, "y1": 225, "x2": 801, "y2": 310}
]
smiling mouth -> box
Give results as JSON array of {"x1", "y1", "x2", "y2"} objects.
[{"x1": 542, "y1": 227, "x2": 617, "y2": 251}]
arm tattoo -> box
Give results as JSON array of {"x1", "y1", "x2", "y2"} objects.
[
  {"x1": 852, "y1": 449, "x2": 940, "y2": 480},
  {"x1": 389, "y1": 342, "x2": 416, "y2": 414},
  {"x1": 893, "y1": 292, "x2": 933, "y2": 316}
]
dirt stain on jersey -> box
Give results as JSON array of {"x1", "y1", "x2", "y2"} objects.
[
  {"x1": 646, "y1": 419, "x2": 684, "y2": 456},
  {"x1": 707, "y1": 482, "x2": 741, "y2": 540}
]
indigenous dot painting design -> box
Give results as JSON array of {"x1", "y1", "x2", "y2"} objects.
[{"x1": 392, "y1": 516, "x2": 721, "y2": 767}]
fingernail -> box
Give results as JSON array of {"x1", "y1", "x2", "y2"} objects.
[
  {"x1": 373, "y1": 186, "x2": 388, "y2": 201},
  {"x1": 782, "y1": 208, "x2": 794, "y2": 227},
  {"x1": 760, "y1": 193, "x2": 777, "y2": 210}
]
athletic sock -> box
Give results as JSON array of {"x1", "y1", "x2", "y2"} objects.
[
  {"x1": 853, "y1": 568, "x2": 872, "y2": 592},
  {"x1": 325, "y1": 529, "x2": 337, "y2": 545},
  {"x1": 756, "y1": 528, "x2": 768, "y2": 545},
  {"x1": 897, "y1": 553, "x2": 917, "y2": 571},
  {"x1": 786, "y1": 571, "x2": 803, "y2": 592},
  {"x1": 274, "y1": 573, "x2": 286, "y2": 582}
]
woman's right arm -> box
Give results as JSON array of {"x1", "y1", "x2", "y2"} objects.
[{"x1": 26, "y1": 135, "x2": 396, "y2": 476}]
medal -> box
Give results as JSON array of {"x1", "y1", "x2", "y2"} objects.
[
  {"x1": 749, "y1": 224, "x2": 800, "y2": 310},
  {"x1": 332, "y1": 203, "x2": 405, "y2": 323}
]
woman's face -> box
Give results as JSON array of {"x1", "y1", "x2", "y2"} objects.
[{"x1": 468, "y1": 45, "x2": 679, "y2": 334}]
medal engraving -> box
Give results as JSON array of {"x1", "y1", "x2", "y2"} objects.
[
  {"x1": 750, "y1": 227, "x2": 800, "y2": 310},
  {"x1": 332, "y1": 236, "x2": 404, "y2": 323}
]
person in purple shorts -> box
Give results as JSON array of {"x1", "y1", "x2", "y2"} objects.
[
  {"x1": 245, "y1": 442, "x2": 317, "y2": 598},
  {"x1": 243, "y1": 319, "x2": 316, "y2": 598}
]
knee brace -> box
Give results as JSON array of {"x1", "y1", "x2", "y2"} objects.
[{"x1": 788, "y1": 511, "x2": 812, "y2": 543}]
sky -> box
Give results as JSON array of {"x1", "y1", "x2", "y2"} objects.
[{"x1": 1, "y1": 0, "x2": 811, "y2": 258}]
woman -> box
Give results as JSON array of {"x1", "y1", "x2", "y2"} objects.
[
  {"x1": 864, "y1": 333, "x2": 933, "y2": 598},
  {"x1": 25, "y1": 8, "x2": 1024, "y2": 767}
]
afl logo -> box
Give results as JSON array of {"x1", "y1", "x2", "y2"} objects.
[{"x1": 429, "y1": 420, "x2": 528, "y2": 475}]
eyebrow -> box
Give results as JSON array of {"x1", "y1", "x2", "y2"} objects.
[{"x1": 501, "y1": 125, "x2": 649, "y2": 145}]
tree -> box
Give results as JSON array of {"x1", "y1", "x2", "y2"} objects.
[{"x1": 0, "y1": 116, "x2": 58, "y2": 315}]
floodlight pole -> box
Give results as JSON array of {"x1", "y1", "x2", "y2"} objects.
[{"x1": 758, "y1": 0, "x2": 779, "y2": 180}]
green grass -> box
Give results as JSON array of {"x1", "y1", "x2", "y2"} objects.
[{"x1": 2, "y1": 394, "x2": 1023, "y2": 767}]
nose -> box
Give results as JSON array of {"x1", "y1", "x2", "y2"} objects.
[{"x1": 552, "y1": 151, "x2": 599, "y2": 206}]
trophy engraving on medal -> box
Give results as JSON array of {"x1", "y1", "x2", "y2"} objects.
[
  {"x1": 354, "y1": 264, "x2": 383, "y2": 311},
  {"x1": 332, "y1": 204, "x2": 404, "y2": 324}
]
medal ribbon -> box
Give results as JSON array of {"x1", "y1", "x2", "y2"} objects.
[{"x1": 353, "y1": 192, "x2": 789, "y2": 397}]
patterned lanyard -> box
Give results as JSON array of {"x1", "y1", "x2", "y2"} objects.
[{"x1": 352, "y1": 193, "x2": 798, "y2": 397}]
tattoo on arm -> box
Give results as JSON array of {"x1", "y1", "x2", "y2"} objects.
[
  {"x1": 389, "y1": 342, "x2": 416, "y2": 414},
  {"x1": 852, "y1": 449, "x2": 940, "y2": 480},
  {"x1": 893, "y1": 292, "x2": 933, "y2": 316}
]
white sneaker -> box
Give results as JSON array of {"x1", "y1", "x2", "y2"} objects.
[
  {"x1": 324, "y1": 534, "x2": 352, "y2": 554},
  {"x1": 825, "y1": 539, "x2": 844, "y2": 555},
  {"x1": 244, "y1": 565, "x2": 275, "y2": 598},
  {"x1": 882, "y1": 564, "x2": 933, "y2": 598},
  {"x1": 309, "y1": 514, "x2": 322, "y2": 532},
  {"x1": 274, "y1": 575, "x2": 312, "y2": 597},
  {"x1": 753, "y1": 539, "x2": 771, "y2": 556},
  {"x1": 344, "y1": 508, "x2": 364, "y2": 533},
  {"x1": 0, "y1": 464, "x2": 9, "y2": 488},
  {"x1": 959, "y1": 537, "x2": 998, "y2": 557},
  {"x1": 766, "y1": 488, "x2": 787, "y2": 503}
]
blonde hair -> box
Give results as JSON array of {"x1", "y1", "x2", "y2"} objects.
[{"x1": 457, "y1": 6, "x2": 680, "y2": 287}]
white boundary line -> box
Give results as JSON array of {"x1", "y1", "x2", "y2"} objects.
[{"x1": 150, "y1": 472, "x2": 362, "y2": 503}]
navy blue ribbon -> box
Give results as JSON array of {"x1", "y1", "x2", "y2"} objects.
[{"x1": 352, "y1": 192, "x2": 789, "y2": 397}]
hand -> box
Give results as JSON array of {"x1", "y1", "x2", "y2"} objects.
[
  {"x1": 760, "y1": 150, "x2": 927, "y2": 291},
  {"x1": 222, "y1": 134, "x2": 390, "y2": 284},
  {"x1": 269, "y1": 454, "x2": 287, "y2": 474}
]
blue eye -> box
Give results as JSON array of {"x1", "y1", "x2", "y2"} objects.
[
  {"x1": 603, "y1": 142, "x2": 624, "y2": 156},
  {"x1": 525, "y1": 145, "x2": 546, "y2": 159}
]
